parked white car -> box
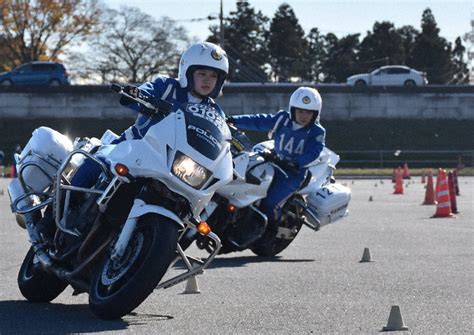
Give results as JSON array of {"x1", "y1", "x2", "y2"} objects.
[{"x1": 346, "y1": 65, "x2": 427, "y2": 87}]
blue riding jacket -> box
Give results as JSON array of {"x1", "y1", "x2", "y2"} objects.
[
  {"x1": 231, "y1": 111, "x2": 326, "y2": 169},
  {"x1": 117, "y1": 76, "x2": 224, "y2": 142}
]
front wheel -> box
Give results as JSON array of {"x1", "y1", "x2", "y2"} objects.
[
  {"x1": 251, "y1": 204, "x2": 304, "y2": 257},
  {"x1": 17, "y1": 247, "x2": 68, "y2": 302},
  {"x1": 49, "y1": 79, "x2": 61, "y2": 86},
  {"x1": 1, "y1": 79, "x2": 12, "y2": 86},
  {"x1": 89, "y1": 214, "x2": 179, "y2": 320},
  {"x1": 250, "y1": 227, "x2": 302, "y2": 257}
]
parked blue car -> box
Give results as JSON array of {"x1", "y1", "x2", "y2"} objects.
[{"x1": 0, "y1": 61, "x2": 70, "y2": 86}]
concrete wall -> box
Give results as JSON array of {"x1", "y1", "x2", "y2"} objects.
[{"x1": 1, "y1": 85, "x2": 473, "y2": 120}]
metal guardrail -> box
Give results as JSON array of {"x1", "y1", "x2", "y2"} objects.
[
  {"x1": 337, "y1": 150, "x2": 474, "y2": 168},
  {"x1": 1, "y1": 83, "x2": 474, "y2": 94}
]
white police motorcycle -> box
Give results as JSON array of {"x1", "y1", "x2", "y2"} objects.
[
  {"x1": 7, "y1": 84, "x2": 233, "y2": 319},
  {"x1": 181, "y1": 125, "x2": 351, "y2": 256}
]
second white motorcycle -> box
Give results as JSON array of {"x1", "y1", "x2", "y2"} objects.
[{"x1": 180, "y1": 125, "x2": 351, "y2": 256}]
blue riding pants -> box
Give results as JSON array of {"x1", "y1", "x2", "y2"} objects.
[{"x1": 260, "y1": 168, "x2": 306, "y2": 227}]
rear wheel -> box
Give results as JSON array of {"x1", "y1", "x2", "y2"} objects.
[
  {"x1": 355, "y1": 80, "x2": 367, "y2": 87},
  {"x1": 1, "y1": 79, "x2": 12, "y2": 86},
  {"x1": 49, "y1": 79, "x2": 61, "y2": 86},
  {"x1": 89, "y1": 215, "x2": 178, "y2": 319},
  {"x1": 17, "y1": 247, "x2": 68, "y2": 302}
]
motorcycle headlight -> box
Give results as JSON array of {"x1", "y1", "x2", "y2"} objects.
[{"x1": 172, "y1": 152, "x2": 210, "y2": 189}]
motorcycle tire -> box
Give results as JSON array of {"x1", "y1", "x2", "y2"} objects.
[
  {"x1": 250, "y1": 220, "x2": 303, "y2": 257},
  {"x1": 88, "y1": 214, "x2": 178, "y2": 320},
  {"x1": 17, "y1": 247, "x2": 68, "y2": 302}
]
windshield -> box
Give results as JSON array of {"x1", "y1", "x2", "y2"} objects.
[
  {"x1": 229, "y1": 125, "x2": 253, "y2": 155},
  {"x1": 183, "y1": 103, "x2": 230, "y2": 160}
]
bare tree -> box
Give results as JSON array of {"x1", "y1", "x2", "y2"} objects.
[
  {"x1": 0, "y1": 0, "x2": 101, "y2": 68},
  {"x1": 79, "y1": 6, "x2": 189, "y2": 84}
]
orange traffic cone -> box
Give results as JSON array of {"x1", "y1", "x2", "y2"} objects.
[
  {"x1": 422, "y1": 169, "x2": 436, "y2": 205},
  {"x1": 432, "y1": 169, "x2": 454, "y2": 218},
  {"x1": 434, "y1": 168, "x2": 441, "y2": 195},
  {"x1": 447, "y1": 172, "x2": 459, "y2": 214},
  {"x1": 393, "y1": 167, "x2": 403, "y2": 194},
  {"x1": 453, "y1": 169, "x2": 460, "y2": 196},
  {"x1": 402, "y1": 162, "x2": 410, "y2": 179}
]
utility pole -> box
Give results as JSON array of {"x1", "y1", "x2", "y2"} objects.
[
  {"x1": 465, "y1": 9, "x2": 474, "y2": 83},
  {"x1": 219, "y1": 0, "x2": 225, "y2": 46}
]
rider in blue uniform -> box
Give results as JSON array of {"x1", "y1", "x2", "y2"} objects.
[
  {"x1": 72, "y1": 42, "x2": 229, "y2": 187},
  {"x1": 227, "y1": 87, "x2": 326, "y2": 235}
]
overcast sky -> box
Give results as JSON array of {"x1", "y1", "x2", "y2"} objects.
[{"x1": 105, "y1": 0, "x2": 473, "y2": 44}]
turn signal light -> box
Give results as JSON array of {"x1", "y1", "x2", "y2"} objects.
[
  {"x1": 196, "y1": 221, "x2": 211, "y2": 235},
  {"x1": 227, "y1": 204, "x2": 237, "y2": 213},
  {"x1": 115, "y1": 163, "x2": 129, "y2": 176}
]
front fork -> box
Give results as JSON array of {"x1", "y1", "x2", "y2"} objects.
[{"x1": 109, "y1": 198, "x2": 222, "y2": 290}]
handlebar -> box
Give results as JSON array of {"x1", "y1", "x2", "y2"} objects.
[
  {"x1": 110, "y1": 83, "x2": 122, "y2": 93},
  {"x1": 258, "y1": 150, "x2": 299, "y2": 175},
  {"x1": 110, "y1": 83, "x2": 173, "y2": 119}
]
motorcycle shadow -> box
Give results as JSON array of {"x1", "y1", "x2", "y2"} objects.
[
  {"x1": 175, "y1": 255, "x2": 315, "y2": 269},
  {"x1": 0, "y1": 300, "x2": 173, "y2": 332}
]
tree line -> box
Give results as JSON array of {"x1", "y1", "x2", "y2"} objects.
[{"x1": 0, "y1": 0, "x2": 469, "y2": 84}]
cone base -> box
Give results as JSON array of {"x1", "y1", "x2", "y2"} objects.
[
  {"x1": 183, "y1": 290, "x2": 201, "y2": 294},
  {"x1": 422, "y1": 201, "x2": 437, "y2": 205},
  {"x1": 431, "y1": 213, "x2": 455, "y2": 218},
  {"x1": 383, "y1": 326, "x2": 409, "y2": 331}
]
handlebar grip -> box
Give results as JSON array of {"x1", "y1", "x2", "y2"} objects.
[{"x1": 110, "y1": 83, "x2": 122, "y2": 92}]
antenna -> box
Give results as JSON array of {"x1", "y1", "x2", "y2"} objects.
[{"x1": 219, "y1": 0, "x2": 225, "y2": 46}]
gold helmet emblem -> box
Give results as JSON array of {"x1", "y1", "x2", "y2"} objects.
[
  {"x1": 211, "y1": 49, "x2": 223, "y2": 60},
  {"x1": 302, "y1": 96, "x2": 311, "y2": 104}
]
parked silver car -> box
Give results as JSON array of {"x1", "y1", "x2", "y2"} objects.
[{"x1": 346, "y1": 65, "x2": 427, "y2": 87}]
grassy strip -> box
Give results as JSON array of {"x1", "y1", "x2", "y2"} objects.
[{"x1": 334, "y1": 167, "x2": 474, "y2": 177}]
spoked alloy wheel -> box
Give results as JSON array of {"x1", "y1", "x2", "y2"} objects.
[
  {"x1": 89, "y1": 215, "x2": 178, "y2": 320},
  {"x1": 18, "y1": 247, "x2": 68, "y2": 302}
]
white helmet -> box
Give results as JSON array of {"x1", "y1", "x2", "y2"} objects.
[
  {"x1": 178, "y1": 42, "x2": 229, "y2": 99},
  {"x1": 288, "y1": 87, "x2": 322, "y2": 124}
]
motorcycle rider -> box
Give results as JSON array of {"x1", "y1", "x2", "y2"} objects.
[
  {"x1": 71, "y1": 41, "x2": 229, "y2": 188},
  {"x1": 227, "y1": 87, "x2": 325, "y2": 239},
  {"x1": 36, "y1": 42, "x2": 229, "y2": 240}
]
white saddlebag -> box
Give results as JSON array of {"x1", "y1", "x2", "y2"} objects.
[
  {"x1": 16, "y1": 127, "x2": 73, "y2": 192},
  {"x1": 307, "y1": 183, "x2": 351, "y2": 227}
]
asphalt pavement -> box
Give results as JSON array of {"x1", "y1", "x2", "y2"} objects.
[{"x1": 0, "y1": 177, "x2": 472, "y2": 334}]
